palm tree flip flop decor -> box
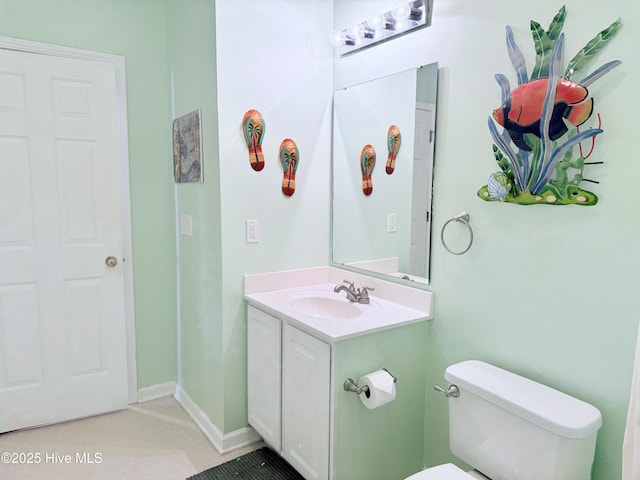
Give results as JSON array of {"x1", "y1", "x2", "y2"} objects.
[
  {"x1": 243, "y1": 109, "x2": 266, "y2": 172},
  {"x1": 386, "y1": 125, "x2": 401, "y2": 174},
  {"x1": 360, "y1": 144, "x2": 376, "y2": 196},
  {"x1": 279, "y1": 138, "x2": 299, "y2": 196}
]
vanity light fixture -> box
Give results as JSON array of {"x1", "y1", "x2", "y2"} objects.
[{"x1": 331, "y1": 0, "x2": 432, "y2": 56}]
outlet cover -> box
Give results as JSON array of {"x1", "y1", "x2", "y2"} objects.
[
  {"x1": 387, "y1": 213, "x2": 397, "y2": 233},
  {"x1": 246, "y1": 219, "x2": 259, "y2": 243}
]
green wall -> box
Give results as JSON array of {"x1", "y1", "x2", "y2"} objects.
[
  {"x1": 165, "y1": 0, "x2": 225, "y2": 430},
  {"x1": 427, "y1": 5, "x2": 638, "y2": 479},
  {"x1": 0, "y1": 0, "x2": 178, "y2": 388},
  {"x1": 336, "y1": 1, "x2": 640, "y2": 478},
  {"x1": 150, "y1": 0, "x2": 335, "y2": 435},
  {"x1": 5, "y1": 1, "x2": 639, "y2": 477},
  {"x1": 333, "y1": 322, "x2": 428, "y2": 479},
  {"x1": 165, "y1": 0, "x2": 334, "y2": 435}
]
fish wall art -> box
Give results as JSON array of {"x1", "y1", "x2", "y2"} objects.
[{"x1": 478, "y1": 6, "x2": 621, "y2": 206}]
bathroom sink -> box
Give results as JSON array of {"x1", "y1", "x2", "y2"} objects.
[
  {"x1": 244, "y1": 279, "x2": 431, "y2": 341},
  {"x1": 289, "y1": 294, "x2": 362, "y2": 319}
]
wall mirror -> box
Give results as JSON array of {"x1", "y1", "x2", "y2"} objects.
[{"x1": 331, "y1": 63, "x2": 438, "y2": 286}]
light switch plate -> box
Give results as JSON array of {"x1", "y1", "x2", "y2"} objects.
[{"x1": 181, "y1": 214, "x2": 193, "y2": 236}]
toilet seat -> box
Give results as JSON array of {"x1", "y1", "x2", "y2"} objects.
[{"x1": 405, "y1": 463, "x2": 473, "y2": 479}]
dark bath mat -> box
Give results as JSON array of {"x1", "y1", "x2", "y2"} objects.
[{"x1": 187, "y1": 447, "x2": 305, "y2": 480}]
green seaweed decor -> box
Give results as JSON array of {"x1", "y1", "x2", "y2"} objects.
[{"x1": 478, "y1": 6, "x2": 621, "y2": 206}]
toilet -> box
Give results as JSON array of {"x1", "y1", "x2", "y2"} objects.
[{"x1": 407, "y1": 360, "x2": 602, "y2": 480}]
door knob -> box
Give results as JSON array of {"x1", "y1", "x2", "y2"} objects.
[{"x1": 105, "y1": 256, "x2": 118, "y2": 268}]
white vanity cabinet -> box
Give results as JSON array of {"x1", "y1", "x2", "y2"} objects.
[
  {"x1": 247, "y1": 305, "x2": 282, "y2": 451},
  {"x1": 282, "y1": 322, "x2": 330, "y2": 480},
  {"x1": 247, "y1": 305, "x2": 330, "y2": 480},
  {"x1": 245, "y1": 273, "x2": 432, "y2": 480}
]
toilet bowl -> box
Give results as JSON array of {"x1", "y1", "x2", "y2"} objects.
[
  {"x1": 406, "y1": 463, "x2": 487, "y2": 479},
  {"x1": 404, "y1": 360, "x2": 602, "y2": 480}
]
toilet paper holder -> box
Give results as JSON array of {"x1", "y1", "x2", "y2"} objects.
[{"x1": 343, "y1": 368, "x2": 397, "y2": 396}]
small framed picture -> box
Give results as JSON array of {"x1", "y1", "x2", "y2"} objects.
[{"x1": 173, "y1": 110, "x2": 203, "y2": 183}]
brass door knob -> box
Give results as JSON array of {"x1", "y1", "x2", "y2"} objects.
[{"x1": 105, "y1": 256, "x2": 118, "y2": 267}]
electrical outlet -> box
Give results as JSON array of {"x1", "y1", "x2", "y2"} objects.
[
  {"x1": 246, "y1": 219, "x2": 259, "y2": 243},
  {"x1": 387, "y1": 213, "x2": 397, "y2": 233}
]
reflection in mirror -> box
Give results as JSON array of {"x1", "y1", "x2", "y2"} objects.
[{"x1": 331, "y1": 63, "x2": 438, "y2": 286}]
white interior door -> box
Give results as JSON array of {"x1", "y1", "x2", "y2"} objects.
[
  {"x1": 410, "y1": 104, "x2": 435, "y2": 278},
  {"x1": 0, "y1": 47, "x2": 129, "y2": 432}
]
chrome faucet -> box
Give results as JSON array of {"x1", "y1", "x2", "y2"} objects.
[
  {"x1": 333, "y1": 280, "x2": 374, "y2": 304},
  {"x1": 334, "y1": 280, "x2": 359, "y2": 302}
]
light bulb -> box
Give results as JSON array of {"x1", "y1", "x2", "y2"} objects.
[
  {"x1": 347, "y1": 23, "x2": 364, "y2": 38},
  {"x1": 391, "y1": 2, "x2": 411, "y2": 21},
  {"x1": 367, "y1": 14, "x2": 386, "y2": 30},
  {"x1": 329, "y1": 29, "x2": 345, "y2": 46}
]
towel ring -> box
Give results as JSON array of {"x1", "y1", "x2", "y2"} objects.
[{"x1": 441, "y1": 211, "x2": 473, "y2": 255}]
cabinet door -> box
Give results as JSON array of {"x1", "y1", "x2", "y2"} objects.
[
  {"x1": 247, "y1": 306, "x2": 282, "y2": 451},
  {"x1": 282, "y1": 324, "x2": 330, "y2": 480}
]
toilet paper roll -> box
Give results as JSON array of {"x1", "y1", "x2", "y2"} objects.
[{"x1": 358, "y1": 369, "x2": 396, "y2": 409}]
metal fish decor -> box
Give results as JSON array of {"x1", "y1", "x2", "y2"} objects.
[{"x1": 478, "y1": 6, "x2": 621, "y2": 206}]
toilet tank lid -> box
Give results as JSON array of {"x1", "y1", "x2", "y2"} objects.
[{"x1": 444, "y1": 360, "x2": 602, "y2": 439}]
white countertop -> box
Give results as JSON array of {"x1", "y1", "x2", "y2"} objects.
[{"x1": 245, "y1": 282, "x2": 431, "y2": 342}]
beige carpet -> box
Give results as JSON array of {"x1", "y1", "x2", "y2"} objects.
[{"x1": 0, "y1": 396, "x2": 261, "y2": 480}]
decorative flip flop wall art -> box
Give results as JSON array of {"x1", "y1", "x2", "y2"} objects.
[
  {"x1": 242, "y1": 109, "x2": 266, "y2": 172},
  {"x1": 279, "y1": 138, "x2": 299, "y2": 196},
  {"x1": 478, "y1": 6, "x2": 621, "y2": 206},
  {"x1": 386, "y1": 125, "x2": 401, "y2": 174},
  {"x1": 361, "y1": 144, "x2": 376, "y2": 196}
]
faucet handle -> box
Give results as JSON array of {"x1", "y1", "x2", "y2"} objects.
[
  {"x1": 357, "y1": 286, "x2": 374, "y2": 303},
  {"x1": 358, "y1": 286, "x2": 374, "y2": 296},
  {"x1": 342, "y1": 279, "x2": 355, "y2": 290}
]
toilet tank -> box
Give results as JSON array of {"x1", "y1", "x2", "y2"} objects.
[{"x1": 444, "y1": 360, "x2": 602, "y2": 480}]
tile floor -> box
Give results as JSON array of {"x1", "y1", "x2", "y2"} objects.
[{"x1": 0, "y1": 396, "x2": 261, "y2": 480}]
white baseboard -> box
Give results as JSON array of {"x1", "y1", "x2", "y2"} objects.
[
  {"x1": 136, "y1": 382, "x2": 261, "y2": 454},
  {"x1": 173, "y1": 383, "x2": 261, "y2": 454},
  {"x1": 136, "y1": 381, "x2": 177, "y2": 403}
]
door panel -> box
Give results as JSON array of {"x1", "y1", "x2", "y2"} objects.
[
  {"x1": 0, "y1": 47, "x2": 128, "y2": 432},
  {"x1": 0, "y1": 284, "x2": 43, "y2": 388},
  {"x1": 247, "y1": 306, "x2": 282, "y2": 451},
  {"x1": 282, "y1": 325, "x2": 330, "y2": 480}
]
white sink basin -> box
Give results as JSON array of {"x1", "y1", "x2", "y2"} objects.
[
  {"x1": 245, "y1": 282, "x2": 430, "y2": 342},
  {"x1": 288, "y1": 292, "x2": 362, "y2": 319}
]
